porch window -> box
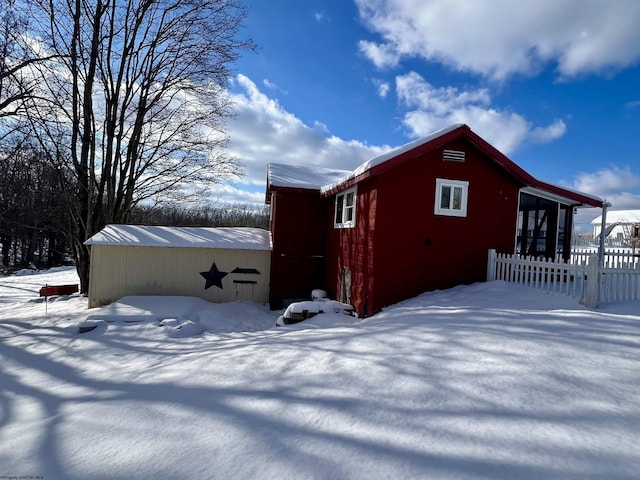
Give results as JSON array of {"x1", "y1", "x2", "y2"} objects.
[
  {"x1": 435, "y1": 178, "x2": 468, "y2": 217},
  {"x1": 334, "y1": 187, "x2": 356, "y2": 228},
  {"x1": 517, "y1": 193, "x2": 570, "y2": 260}
]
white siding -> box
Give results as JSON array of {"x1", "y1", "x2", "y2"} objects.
[{"x1": 88, "y1": 245, "x2": 270, "y2": 307}]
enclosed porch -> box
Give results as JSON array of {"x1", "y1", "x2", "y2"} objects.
[{"x1": 515, "y1": 186, "x2": 600, "y2": 261}]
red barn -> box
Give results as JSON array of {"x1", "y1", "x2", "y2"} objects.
[{"x1": 266, "y1": 124, "x2": 603, "y2": 316}]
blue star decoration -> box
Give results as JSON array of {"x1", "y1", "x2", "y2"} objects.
[{"x1": 200, "y1": 262, "x2": 228, "y2": 290}]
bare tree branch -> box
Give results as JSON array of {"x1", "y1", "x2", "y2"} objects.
[{"x1": 20, "y1": 0, "x2": 253, "y2": 291}]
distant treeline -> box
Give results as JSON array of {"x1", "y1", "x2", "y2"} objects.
[
  {"x1": 1, "y1": 144, "x2": 70, "y2": 271},
  {"x1": 0, "y1": 144, "x2": 268, "y2": 272},
  {"x1": 129, "y1": 204, "x2": 270, "y2": 229},
  {"x1": 1, "y1": 201, "x2": 269, "y2": 273}
]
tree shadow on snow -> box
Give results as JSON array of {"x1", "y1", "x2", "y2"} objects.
[{"x1": 0, "y1": 295, "x2": 639, "y2": 479}]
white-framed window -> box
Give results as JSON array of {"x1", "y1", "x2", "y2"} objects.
[
  {"x1": 334, "y1": 186, "x2": 356, "y2": 228},
  {"x1": 434, "y1": 178, "x2": 469, "y2": 217}
]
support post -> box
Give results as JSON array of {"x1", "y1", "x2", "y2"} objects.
[
  {"x1": 585, "y1": 254, "x2": 600, "y2": 308},
  {"x1": 598, "y1": 201, "x2": 611, "y2": 268},
  {"x1": 487, "y1": 249, "x2": 496, "y2": 281}
]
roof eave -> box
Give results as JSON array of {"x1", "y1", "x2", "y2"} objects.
[
  {"x1": 265, "y1": 184, "x2": 322, "y2": 204},
  {"x1": 520, "y1": 185, "x2": 603, "y2": 208},
  {"x1": 321, "y1": 124, "x2": 471, "y2": 197},
  {"x1": 317, "y1": 124, "x2": 602, "y2": 209}
]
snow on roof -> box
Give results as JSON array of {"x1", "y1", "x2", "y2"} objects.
[
  {"x1": 84, "y1": 225, "x2": 272, "y2": 250},
  {"x1": 267, "y1": 123, "x2": 602, "y2": 208},
  {"x1": 539, "y1": 183, "x2": 604, "y2": 207},
  {"x1": 591, "y1": 209, "x2": 640, "y2": 225},
  {"x1": 320, "y1": 124, "x2": 464, "y2": 193},
  {"x1": 267, "y1": 163, "x2": 351, "y2": 190}
]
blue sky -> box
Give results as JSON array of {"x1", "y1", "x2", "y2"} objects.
[{"x1": 216, "y1": 1, "x2": 640, "y2": 230}]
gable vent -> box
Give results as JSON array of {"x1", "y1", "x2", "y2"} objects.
[{"x1": 443, "y1": 149, "x2": 465, "y2": 162}]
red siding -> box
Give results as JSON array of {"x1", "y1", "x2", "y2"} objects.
[
  {"x1": 326, "y1": 138, "x2": 521, "y2": 316},
  {"x1": 268, "y1": 126, "x2": 599, "y2": 316},
  {"x1": 325, "y1": 179, "x2": 377, "y2": 316},
  {"x1": 268, "y1": 189, "x2": 327, "y2": 309}
]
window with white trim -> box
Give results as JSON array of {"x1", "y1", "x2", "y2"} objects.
[
  {"x1": 334, "y1": 187, "x2": 356, "y2": 228},
  {"x1": 434, "y1": 178, "x2": 469, "y2": 217}
]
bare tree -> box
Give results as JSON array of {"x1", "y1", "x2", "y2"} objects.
[
  {"x1": 0, "y1": 0, "x2": 31, "y2": 118},
  {"x1": 25, "y1": 0, "x2": 253, "y2": 292},
  {"x1": 0, "y1": 0, "x2": 60, "y2": 120}
]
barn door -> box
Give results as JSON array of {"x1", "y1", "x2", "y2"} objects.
[
  {"x1": 234, "y1": 282, "x2": 255, "y2": 301},
  {"x1": 340, "y1": 269, "x2": 351, "y2": 304}
]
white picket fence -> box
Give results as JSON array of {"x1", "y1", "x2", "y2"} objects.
[
  {"x1": 487, "y1": 249, "x2": 640, "y2": 307},
  {"x1": 569, "y1": 248, "x2": 640, "y2": 268}
]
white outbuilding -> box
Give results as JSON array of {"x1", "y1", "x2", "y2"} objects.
[
  {"x1": 591, "y1": 209, "x2": 640, "y2": 246},
  {"x1": 84, "y1": 225, "x2": 272, "y2": 308}
]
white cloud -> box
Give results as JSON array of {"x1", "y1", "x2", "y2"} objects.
[
  {"x1": 207, "y1": 183, "x2": 267, "y2": 207},
  {"x1": 372, "y1": 78, "x2": 390, "y2": 98},
  {"x1": 569, "y1": 165, "x2": 640, "y2": 233},
  {"x1": 313, "y1": 120, "x2": 330, "y2": 134},
  {"x1": 314, "y1": 11, "x2": 329, "y2": 23},
  {"x1": 216, "y1": 74, "x2": 389, "y2": 205},
  {"x1": 355, "y1": 0, "x2": 640, "y2": 79},
  {"x1": 395, "y1": 71, "x2": 566, "y2": 154},
  {"x1": 358, "y1": 40, "x2": 400, "y2": 69},
  {"x1": 262, "y1": 78, "x2": 286, "y2": 94},
  {"x1": 529, "y1": 122, "x2": 568, "y2": 144},
  {"x1": 571, "y1": 166, "x2": 640, "y2": 209},
  {"x1": 572, "y1": 168, "x2": 640, "y2": 232},
  {"x1": 396, "y1": 72, "x2": 491, "y2": 114}
]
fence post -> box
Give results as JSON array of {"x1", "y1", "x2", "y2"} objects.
[
  {"x1": 487, "y1": 249, "x2": 496, "y2": 281},
  {"x1": 585, "y1": 254, "x2": 600, "y2": 308}
]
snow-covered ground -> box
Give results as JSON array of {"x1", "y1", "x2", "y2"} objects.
[{"x1": 1, "y1": 267, "x2": 639, "y2": 479}]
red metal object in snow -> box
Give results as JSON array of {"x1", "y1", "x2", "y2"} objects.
[{"x1": 39, "y1": 284, "x2": 79, "y2": 297}]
